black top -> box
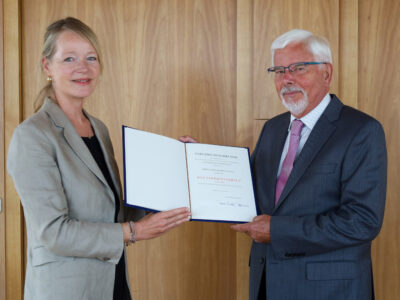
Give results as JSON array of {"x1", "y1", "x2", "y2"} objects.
[
  {"x1": 82, "y1": 135, "x2": 119, "y2": 221},
  {"x1": 82, "y1": 135, "x2": 129, "y2": 300}
]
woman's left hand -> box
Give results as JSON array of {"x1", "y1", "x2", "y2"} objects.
[{"x1": 134, "y1": 207, "x2": 191, "y2": 241}]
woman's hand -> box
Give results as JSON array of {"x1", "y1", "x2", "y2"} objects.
[{"x1": 133, "y1": 207, "x2": 191, "y2": 241}]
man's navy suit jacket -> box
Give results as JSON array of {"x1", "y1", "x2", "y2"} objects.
[{"x1": 249, "y1": 94, "x2": 387, "y2": 300}]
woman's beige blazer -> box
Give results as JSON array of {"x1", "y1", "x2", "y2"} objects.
[{"x1": 7, "y1": 98, "x2": 143, "y2": 300}]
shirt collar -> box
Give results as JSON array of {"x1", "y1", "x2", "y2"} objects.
[{"x1": 289, "y1": 93, "x2": 331, "y2": 131}]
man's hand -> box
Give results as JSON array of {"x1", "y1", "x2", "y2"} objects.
[
  {"x1": 231, "y1": 214, "x2": 271, "y2": 243},
  {"x1": 178, "y1": 135, "x2": 198, "y2": 143}
]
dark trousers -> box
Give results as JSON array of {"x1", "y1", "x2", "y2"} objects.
[
  {"x1": 258, "y1": 268, "x2": 266, "y2": 300},
  {"x1": 113, "y1": 253, "x2": 130, "y2": 300}
]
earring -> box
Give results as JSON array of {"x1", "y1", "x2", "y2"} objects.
[{"x1": 47, "y1": 76, "x2": 52, "y2": 82}]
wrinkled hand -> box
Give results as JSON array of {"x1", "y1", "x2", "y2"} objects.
[
  {"x1": 135, "y1": 207, "x2": 191, "y2": 241},
  {"x1": 178, "y1": 135, "x2": 198, "y2": 143},
  {"x1": 231, "y1": 214, "x2": 271, "y2": 243}
]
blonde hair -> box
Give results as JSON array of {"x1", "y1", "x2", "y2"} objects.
[{"x1": 34, "y1": 17, "x2": 103, "y2": 112}]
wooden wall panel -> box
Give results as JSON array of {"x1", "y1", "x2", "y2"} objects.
[
  {"x1": 359, "y1": 0, "x2": 400, "y2": 299},
  {"x1": 253, "y1": 0, "x2": 339, "y2": 119},
  {"x1": 338, "y1": 0, "x2": 358, "y2": 108},
  {"x1": 4, "y1": 0, "x2": 24, "y2": 299},
  {"x1": 22, "y1": 0, "x2": 236, "y2": 299},
  {"x1": 0, "y1": 0, "x2": 5, "y2": 297},
  {"x1": 236, "y1": 2, "x2": 253, "y2": 299}
]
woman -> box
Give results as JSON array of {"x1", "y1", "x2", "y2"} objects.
[{"x1": 7, "y1": 17, "x2": 190, "y2": 300}]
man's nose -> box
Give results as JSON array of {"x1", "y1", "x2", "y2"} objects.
[{"x1": 282, "y1": 69, "x2": 295, "y2": 84}]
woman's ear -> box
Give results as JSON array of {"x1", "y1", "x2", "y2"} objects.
[{"x1": 41, "y1": 57, "x2": 52, "y2": 77}]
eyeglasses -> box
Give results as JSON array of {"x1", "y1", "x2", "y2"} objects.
[{"x1": 267, "y1": 62, "x2": 328, "y2": 77}]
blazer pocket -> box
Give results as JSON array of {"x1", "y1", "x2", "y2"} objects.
[
  {"x1": 307, "y1": 163, "x2": 337, "y2": 174},
  {"x1": 306, "y1": 261, "x2": 358, "y2": 280},
  {"x1": 31, "y1": 246, "x2": 64, "y2": 267}
]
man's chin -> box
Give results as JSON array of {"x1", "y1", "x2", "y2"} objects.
[{"x1": 281, "y1": 98, "x2": 308, "y2": 116}]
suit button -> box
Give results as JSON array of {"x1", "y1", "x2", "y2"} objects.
[{"x1": 259, "y1": 257, "x2": 265, "y2": 264}]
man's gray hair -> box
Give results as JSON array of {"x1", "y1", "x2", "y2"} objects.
[{"x1": 271, "y1": 29, "x2": 332, "y2": 65}]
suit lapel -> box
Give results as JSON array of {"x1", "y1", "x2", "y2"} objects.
[
  {"x1": 252, "y1": 115, "x2": 290, "y2": 214},
  {"x1": 274, "y1": 95, "x2": 343, "y2": 211},
  {"x1": 42, "y1": 98, "x2": 109, "y2": 188}
]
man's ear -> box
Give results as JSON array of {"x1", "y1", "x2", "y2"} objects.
[{"x1": 324, "y1": 63, "x2": 333, "y2": 84}]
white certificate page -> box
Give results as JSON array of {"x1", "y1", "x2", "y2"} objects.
[
  {"x1": 123, "y1": 127, "x2": 190, "y2": 211},
  {"x1": 185, "y1": 143, "x2": 257, "y2": 222}
]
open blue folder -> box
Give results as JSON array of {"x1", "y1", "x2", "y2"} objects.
[{"x1": 122, "y1": 126, "x2": 257, "y2": 223}]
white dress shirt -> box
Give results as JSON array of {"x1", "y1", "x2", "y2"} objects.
[{"x1": 277, "y1": 93, "x2": 331, "y2": 177}]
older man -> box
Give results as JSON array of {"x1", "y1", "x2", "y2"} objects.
[{"x1": 232, "y1": 29, "x2": 387, "y2": 300}]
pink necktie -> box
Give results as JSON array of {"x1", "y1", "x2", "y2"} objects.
[{"x1": 275, "y1": 119, "x2": 304, "y2": 206}]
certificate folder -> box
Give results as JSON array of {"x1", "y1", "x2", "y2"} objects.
[{"x1": 122, "y1": 126, "x2": 257, "y2": 223}]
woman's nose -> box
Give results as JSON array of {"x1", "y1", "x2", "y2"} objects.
[{"x1": 75, "y1": 59, "x2": 89, "y2": 71}]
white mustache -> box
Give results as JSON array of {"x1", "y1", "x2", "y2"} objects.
[{"x1": 280, "y1": 86, "x2": 305, "y2": 96}]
